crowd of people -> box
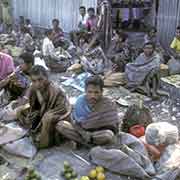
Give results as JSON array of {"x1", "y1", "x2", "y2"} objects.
[{"x1": 0, "y1": 1, "x2": 180, "y2": 179}]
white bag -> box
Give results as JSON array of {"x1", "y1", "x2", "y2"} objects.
[
  {"x1": 145, "y1": 122, "x2": 179, "y2": 146},
  {"x1": 3, "y1": 137, "x2": 37, "y2": 159},
  {"x1": 34, "y1": 57, "x2": 49, "y2": 70}
]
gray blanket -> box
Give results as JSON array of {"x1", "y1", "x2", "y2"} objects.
[
  {"x1": 89, "y1": 132, "x2": 180, "y2": 180},
  {"x1": 125, "y1": 53, "x2": 160, "y2": 88}
]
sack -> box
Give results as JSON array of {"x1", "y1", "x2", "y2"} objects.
[
  {"x1": 3, "y1": 137, "x2": 37, "y2": 158},
  {"x1": 90, "y1": 146, "x2": 152, "y2": 179},
  {"x1": 0, "y1": 122, "x2": 27, "y2": 145},
  {"x1": 0, "y1": 101, "x2": 30, "y2": 122},
  {"x1": 0, "y1": 101, "x2": 17, "y2": 121},
  {"x1": 145, "y1": 122, "x2": 179, "y2": 146},
  {"x1": 168, "y1": 58, "x2": 180, "y2": 75},
  {"x1": 104, "y1": 72, "x2": 127, "y2": 87}
]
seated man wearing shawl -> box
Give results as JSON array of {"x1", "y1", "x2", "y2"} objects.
[
  {"x1": 57, "y1": 75, "x2": 119, "y2": 146},
  {"x1": 18, "y1": 65, "x2": 71, "y2": 149},
  {"x1": 0, "y1": 52, "x2": 33, "y2": 101},
  {"x1": 125, "y1": 42, "x2": 161, "y2": 99}
]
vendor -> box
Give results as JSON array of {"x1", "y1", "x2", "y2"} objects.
[
  {"x1": 170, "y1": 26, "x2": 180, "y2": 56},
  {"x1": 42, "y1": 29, "x2": 68, "y2": 72},
  {"x1": 51, "y1": 18, "x2": 64, "y2": 48},
  {"x1": 0, "y1": 52, "x2": 15, "y2": 81},
  {"x1": 125, "y1": 42, "x2": 161, "y2": 99},
  {"x1": 0, "y1": 52, "x2": 34, "y2": 101},
  {"x1": 18, "y1": 65, "x2": 71, "y2": 149},
  {"x1": 57, "y1": 75, "x2": 119, "y2": 146}
]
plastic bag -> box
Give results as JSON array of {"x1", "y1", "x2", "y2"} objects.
[
  {"x1": 34, "y1": 56, "x2": 49, "y2": 70},
  {"x1": 90, "y1": 146, "x2": 151, "y2": 179},
  {"x1": 0, "y1": 122, "x2": 27, "y2": 145},
  {"x1": 3, "y1": 137, "x2": 37, "y2": 158},
  {"x1": 168, "y1": 58, "x2": 180, "y2": 75},
  {"x1": 0, "y1": 101, "x2": 17, "y2": 121},
  {"x1": 145, "y1": 122, "x2": 179, "y2": 146}
]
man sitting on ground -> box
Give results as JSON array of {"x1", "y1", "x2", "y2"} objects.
[
  {"x1": 51, "y1": 18, "x2": 64, "y2": 48},
  {"x1": 170, "y1": 26, "x2": 180, "y2": 56},
  {"x1": 0, "y1": 52, "x2": 15, "y2": 81},
  {"x1": 107, "y1": 30, "x2": 132, "y2": 72},
  {"x1": 56, "y1": 75, "x2": 119, "y2": 146},
  {"x1": 0, "y1": 52, "x2": 34, "y2": 101},
  {"x1": 125, "y1": 42, "x2": 161, "y2": 99},
  {"x1": 18, "y1": 65, "x2": 71, "y2": 149},
  {"x1": 42, "y1": 29, "x2": 68, "y2": 72}
]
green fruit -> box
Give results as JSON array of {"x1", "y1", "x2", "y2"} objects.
[
  {"x1": 28, "y1": 168, "x2": 35, "y2": 174},
  {"x1": 24, "y1": 176, "x2": 30, "y2": 180},
  {"x1": 71, "y1": 171, "x2": 78, "y2": 178},
  {"x1": 64, "y1": 161, "x2": 71, "y2": 169},
  {"x1": 29, "y1": 172, "x2": 38, "y2": 178},
  {"x1": 65, "y1": 167, "x2": 73, "y2": 173},
  {"x1": 65, "y1": 172, "x2": 72, "y2": 179}
]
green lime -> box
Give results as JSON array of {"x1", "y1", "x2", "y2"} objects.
[
  {"x1": 65, "y1": 172, "x2": 72, "y2": 179},
  {"x1": 71, "y1": 171, "x2": 78, "y2": 178},
  {"x1": 64, "y1": 161, "x2": 71, "y2": 169}
]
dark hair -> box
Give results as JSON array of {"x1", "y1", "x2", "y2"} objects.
[
  {"x1": 30, "y1": 65, "x2": 48, "y2": 78},
  {"x1": 176, "y1": 26, "x2": 180, "y2": 30},
  {"x1": 19, "y1": 16, "x2": 24, "y2": 21},
  {"x1": 143, "y1": 42, "x2": 155, "y2": 49},
  {"x1": 45, "y1": 29, "x2": 53, "y2": 36},
  {"x1": 25, "y1": 19, "x2": 31, "y2": 24},
  {"x1": 116, "y1": 30, "x2": 128, "y2": 42},
  {"x1": 85, "y1": 75, "x2": 104, "y2": 91},
  {"x1": 52, "y1": 18, "x2": 59, "y2": 24},
  {"x1": 149, "y1": 27, "x2": 157, "y2": 33},
  {"x1": 88, "y1": 7, "x2": 95, "y2": 13},
  {"x1": 19, "y1": 52, "x2": 34, "y2": 65},
  {"x1": 20, "y1": 26, "x2": 30, "y2": 34},
  {"x1": 79, "y1": 6, "x2": 86, "y2": 10}
]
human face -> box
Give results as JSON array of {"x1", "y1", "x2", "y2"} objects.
[
  {"x1": 88, "y1": 10, "x2": 95, "y2": 17},
  {"x1": 150, "y1": 29, "x2": 156, "y2": 37},
  {"x1": 52, "y1": 21, "x2": 59, "y2": 29},
  {"x1": 85, "y1": 84, "x2": 103, "y2": 106},
  {"x1": 176, "y1": 29, "x2": 180, "y2": 39},
  {"x1": 48, "y1": 32, "x2": 54, "y2": 40},
  {"x1": 79, "y1": 8, "x2": 86, "y2": 16},
  {"x1": 31, "y1": 74, "x2": 48, "y2": 91},
  {"x1": 21, "y1": 63, "x2": 33, "y2": 74},
  {"x1": 143, "y1": 45, "x2": 154, "y2": 57}
]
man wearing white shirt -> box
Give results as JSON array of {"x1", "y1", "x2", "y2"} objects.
[
  {"x1": 42, "y1": 29, "x2": 66, "y2": 72},
  {"x1": 78, "y1": 6, "x2": 88, "y2": 30},
  {"x1": 70, "y1": 6, "x2": 88, "y2": 46},
  {"x1": 42, "y1": 29, "x2": 58, "y2": 59}
]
